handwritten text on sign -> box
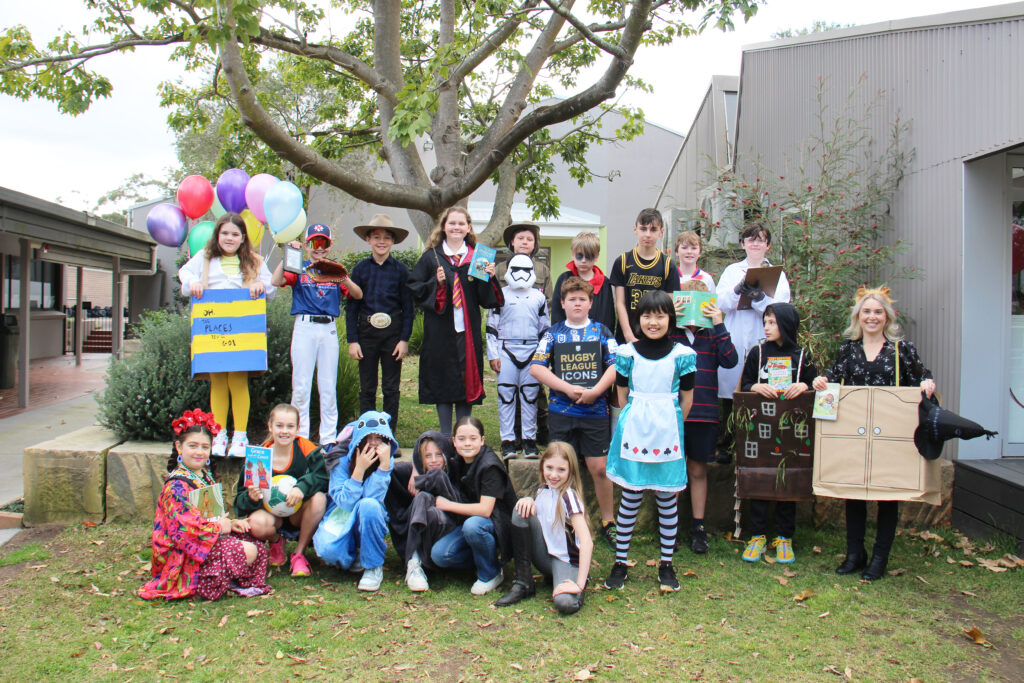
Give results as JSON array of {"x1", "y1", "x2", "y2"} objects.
[{"x1": 190, "y1": 289, "x2": 268, "y2": 378}]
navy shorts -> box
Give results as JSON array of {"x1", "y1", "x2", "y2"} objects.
[
  {"x1": 684, "y1": 422, "x2": 719, "y2": 463},
  {"x1": 548, "y1": 412, "x2": 610, "y2": 459}
]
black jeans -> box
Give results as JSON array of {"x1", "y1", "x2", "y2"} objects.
[
  {"x1": 845, "y1": 499, "x2": 899, "y2": 558},
  {"x1": 357, "y1": 317, "x2": 403, "y2": 432},
  {"x1": 749, "y1": 499, "x2": 796, "y2": 538}
]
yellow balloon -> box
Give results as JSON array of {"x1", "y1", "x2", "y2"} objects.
[
  {"x1": 240, "y1": 208, "x2": 264, "y2": 247},
  {"x1": 273, "y1": 208, "x2": 306, "y2": 244}
]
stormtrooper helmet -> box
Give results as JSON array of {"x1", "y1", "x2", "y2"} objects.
[{"x1": 506, "y1": 253, "x2": 537, "y2": 290}]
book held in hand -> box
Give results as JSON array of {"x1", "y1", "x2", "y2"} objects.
[
  {"x1": 552, "y1": 340, "x2": 602, "y2": 389},
  {"x1": 765, "y1": 356, "x2": 793, "y2": 393},
  {"x1": 243, "y1": 445, "x2": 273, "y2": 491},
  {"x1": 188, "y1": 483, "x2": 226, "y2": 521},
  {"x1": 813, "y1": 383, "x2": 841, "y2": 420},
  {"x1": 673, "y1": 291, "x2": 716, "y2": 328},
  {"x1": 468, "y1": 244, "x2": 496, "y2": 281}
]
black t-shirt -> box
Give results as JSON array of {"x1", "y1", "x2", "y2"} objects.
[{"x1": 609, "y1": 249, "x2": 677, "y2": 340}]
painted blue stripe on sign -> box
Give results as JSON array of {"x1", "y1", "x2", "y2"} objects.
[
  {"x1": 192, "y1": 349, "x2": 268, "y2": 377},
  {"x1": 190, "y1": 314, "x2": 266, "y2": 337}
]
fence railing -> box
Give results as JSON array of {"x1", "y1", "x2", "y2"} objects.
[{"x1": 63, "y1": 306, "x2": 118, "y2": 354}]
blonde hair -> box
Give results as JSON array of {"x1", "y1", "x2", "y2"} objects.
[
  {"x1": 674, "y1": 230, "x2": 702, "y2": 252},
  {"x1": 571, "y1": 232, "x2": 601, "y2": 260},
  {"x1": 539, "y1": 442, "x2": 589, "y2": 532},
  {"x1": 426, "y1": 207, "x2": 477, "y2": 249},
  {"x1": 679, "y1": 278, "x2": 709, "y2": 293},
  {"x1": 843, "y1": 289, "x2": 902, "y2": 341}
]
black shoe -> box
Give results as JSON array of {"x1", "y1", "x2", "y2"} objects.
[
  {"x1": 604, "y1": 561, "x2": 629, "y2": 590},
  {"x1": 500, "y1": 440, "x2": 518, "y2": 461},
  {"x1": 690, "y1": 526, "x2": 710, "y2": 555},
  {"x1": 601, "y1": 522, "x2": 617, "y2": 550},
  {"x1": 495, "y1": 580, "x2": 535, "y2": 606},
  {"x1": 522, "y1": 439, "x2": 539, "y2": 459},
  {"x1": 714, "y1": 448, "x2": 733, "y2": 465},
  {"x1": 658, "y1": 561, "x2": 680, "y2": 592},
  {"x1": 861, "y1": 554, "x2": 889, "y2": 581},
  {"x1": 836, "y1": 549, "x2": 867, "y2": 575}
]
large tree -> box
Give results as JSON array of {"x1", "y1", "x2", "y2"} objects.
[{"x1": 1, "y1": 0, "x2": 760, "y2": 240}]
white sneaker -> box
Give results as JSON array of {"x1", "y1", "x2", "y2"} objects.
[
  {"x1": 357, "y1": 566, "x2": 384, "y2": 592},
  {"x1": 406, "y1": 553, "x2": 429, "y2": 592},
  {"x1": 228, "y1": 432, "x2": 248, "y2": 458},
  {"x1": 470, "y1": 569, "x2": 504, "y2": 596},
  {"x1": 211, "y1": 430, "x2": 229, "y2": 457}
]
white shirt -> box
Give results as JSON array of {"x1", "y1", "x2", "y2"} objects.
[
  {"x1": 442, "y1": 241, "x2": 470, "y2": 334},
  {"x1": 177, "y1": 252, "x2": 275, "y2": 298}
]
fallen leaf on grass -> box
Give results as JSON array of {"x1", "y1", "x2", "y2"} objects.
[
  {"x1": 682, "y1": 570, "x2": 697, "y2": 578},
  {"x1": 645, "y1": 559, "x2": 658, "y2": 567},
  {"x1": 812, "y1": 546, "x2": 822, "y2": 554},
  {"x1": 977, "y1": 559, "x2": 1009, "y2": 573},
  {"x1": 246, "y1": 609, "x2": 264, "y2": 617},
  {"x1": 962, "y1": 626, "x2": 992, "y2": 647},
  {"x1": 782, "y1": 567, "x2": 797, "y2": 577},
  {"x1": 818, "y1": 612, "x2": 830, "y2": 618},
  {"x1": 573, "y1": 668, "x2": 594, "y2": 680},
  {"x1": 887, "y1": 568, "x2": 907, "y2": 576},
  {"x1": 773, "y1": 576, "x2": 789, "y2": 586},
  {"x1": 624, "y1": 559, "x2": 637, "y2": 567},
  {"x1": 793, "y1": 590, "x2": 815, "y2": 602},
  {"x1": 996, "y1": 555, "x2": 1020, "y2": 569},
  {"x1": 93, "y1": 642, "x2": 102, "y2": 650},
  {"x1": 217, "y1": 615, "x2": 228, "y2": 628},
  {"x1": 823, "y1": 664, "x2": 841, "y2": 675},
  {"x1": 82, "y1": 521, "x2": 98, "y2": 528},
  {"x1": 916, "y1": 576, "x2": 931, "y2": 585},
  {"x1": 275, "y1": 650, "x2": 284, "y2": 660},
  {"x1": 706, "y1": 593, "x2": 724, "y2": 600},
  {"x1": 916, "y1": 531, "x2": 945, "y2": 542},
  {"x1": 1002, "y1": 554, "x2": 1024, "y2": 568},
  {"x1": 763, "y1": 556, "x2": 777, "y2": 564},
  {"x1": 509, "y1": 663, "x2": 523, "y2": 671},
  {"x1": 961, "y1": 590, "x2": 978, "y2": 597}
]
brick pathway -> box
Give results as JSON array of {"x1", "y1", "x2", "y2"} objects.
[{"x1": 0, "y1": 354, "x2": 109, "y2": 419}]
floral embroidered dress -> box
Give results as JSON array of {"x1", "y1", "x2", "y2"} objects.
[{"x1": 139, "y1": 467, "x2": 270, "y2": 601}]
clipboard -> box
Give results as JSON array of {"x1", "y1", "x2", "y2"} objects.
[{"x1": 738, "y1": 265, "x2": 783, "y2": 310}]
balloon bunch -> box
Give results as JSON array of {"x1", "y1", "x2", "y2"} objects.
[{"x1": 145, "y1": 170, "x2": 308, "y2": 254}]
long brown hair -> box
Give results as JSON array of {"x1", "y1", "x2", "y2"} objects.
[
  {"x1": 539, "y1": 441, "x2": 588, "y2": 532},
  {"x1": 205, "y1": 212, "x2": 260, "y2": 284},
  {"x1": 426, "y1": 206, "x2": 477, "y2": 249}
]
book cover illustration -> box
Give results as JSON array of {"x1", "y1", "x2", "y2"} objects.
[
  {"x1": 813, "y1": 383, "x2": 841, "y2": 420},
  {"x1": 188, "y1": 483, "x2": 226, "y2": 521},
  {"x1": 243, "y1": 445, "x2": 273, "y2": 491},
  {"x1": 673, "y1": 291, "x2": 717, "y2": 328},
  {"x1": 764, "y1": 357, "x2": 793, "y2": 393},
  {"x1": 468, "y1": 244, "x2": 497, "y2": 281},
  {"x1": 552, "y1": 340, "x2": 602, "y2": 389}
]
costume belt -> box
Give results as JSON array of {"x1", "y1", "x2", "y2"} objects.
[{"x1": 367, "y1": 313, "x2": 393, "y2": 329}]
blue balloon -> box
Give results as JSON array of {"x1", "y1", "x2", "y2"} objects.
[
  {"x1": 146, "y1": 203, "x2": 188, "y2": 247},
  {"x1": 263, "y1": 181, "x2": 303, "y2": 232}
]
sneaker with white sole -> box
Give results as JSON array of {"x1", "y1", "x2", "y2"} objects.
[
  {"x1": 406, "y1": 554, "x2": 429, "y2": 592},
  {"x1": 357, "y1": 566, "x2": 384, "y2": 592},
  {"x1": 228, "y1": 431, "x2": 249, "y2": 458},
  {"x1": 470, "y1": 569, "x2": 504, "y2": 596},
  {"x1": 211, "y1": 430, "x2": 229, "y2": 457}
]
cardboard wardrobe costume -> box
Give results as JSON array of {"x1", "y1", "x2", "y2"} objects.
[
  {"x1": 732, "y1": 392, "x2": 816, "y2": 501},
  {"x1": 812, "y1": 386, "x2": 941, "y2": 505}
]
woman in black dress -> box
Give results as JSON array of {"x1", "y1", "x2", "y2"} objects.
[{"x1": 812, "y1": 287, "x2": 937, "y2": 580}]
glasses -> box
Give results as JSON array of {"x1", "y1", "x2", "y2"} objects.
[
  {"x1": 574, "y1": 252, "x2": 594, "y2": 261},
  {"x1": 308, "y1": 239, "x2": 330, "y2": 251}
]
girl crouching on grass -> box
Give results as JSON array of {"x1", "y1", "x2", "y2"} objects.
[
  {"x1": 495, "y1": 441, "x2": 593, "y2": 614},
  {"x1": 139, "y1": 410, "x2": 270, "y2": 600}
]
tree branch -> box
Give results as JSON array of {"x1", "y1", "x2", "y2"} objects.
[
  {"x1": 0, "y1": 34, "x2": 186, "y2": 73},
  {"x1": 450, "y1": 0, "x2": 541, "y2": 84},
  {"x1": 539, "y1": 0, "x2": 627, "y2": 58}
]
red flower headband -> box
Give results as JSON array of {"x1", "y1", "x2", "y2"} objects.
[{"x1": 172, "y1": 409, "x2": 221, "y2": 438}]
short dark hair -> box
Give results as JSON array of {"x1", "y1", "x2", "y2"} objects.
[
  {"x1": 740, "y1": 220, "x2": 772, "y2": 246},
  {"x1": 560, "y1": 276, "x2": 594, "y2": 302},
  {"x1": 635, "y1": 208, "x2": 663, "y2": 229},
  {"x1": 633, "y1": 290, "x2": 675, "y2": 339}
]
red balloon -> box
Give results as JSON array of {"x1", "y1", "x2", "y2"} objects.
[{"x1": 177, "y1": 175, "x2": 215, "y2": 219}]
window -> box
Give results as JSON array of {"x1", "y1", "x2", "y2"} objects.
[
  {"x1": 761, "y1": 402, "x2": 776, "y2": 417},
  {"x1": 744, "y1": 441, "x2": 759, "y2": 459},
  {"x1": 758, "y1": 423, "x2": 772, "y2": 439},
  {"x1": 5, "y1": 256, "x2": 61, "y2": 310},
  {"x1": 794, "y1": 423, "x2": 809, "y2": 439}
]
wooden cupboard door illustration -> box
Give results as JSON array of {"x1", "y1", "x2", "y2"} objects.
[
  {"x1": 868, "y1": 387, "x2": 920, "y2": 441},
  {"x1": 866, "y1": 438, "x2": 923, "y2": 491},
  {"x1": 817, "y1": 387, "x2": 869, "y2": 437},
  {"x1": 816, "y1": 436, "x2": 868, "y2": 487}
]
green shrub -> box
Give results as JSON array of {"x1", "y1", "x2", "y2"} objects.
[{"x1": 99, "y1": 290, "x2": 360, "y2": 441}]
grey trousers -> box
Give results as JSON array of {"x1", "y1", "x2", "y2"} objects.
[{"x1": 512, "y1": 510, "x2": 584, "y2": 614}]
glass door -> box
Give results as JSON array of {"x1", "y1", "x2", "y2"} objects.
[{"x1": 1008, "y1": 157, "x2": 1024, "y2": 447}]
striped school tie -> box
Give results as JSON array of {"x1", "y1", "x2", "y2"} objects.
[{"x1": 449, "y1": 254, "x2": 464, "y2": 309}]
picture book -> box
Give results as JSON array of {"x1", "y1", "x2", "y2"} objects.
[
  {"x1": 813, "y1": 383, "x2": 841, "y2": 420},
  {"x1": 673, "y1": 291, "x2": 716, "y2": 328},
  {"x1": 552, "y1": 340, "x2": 602, "y2": 388},
  {"x1": 243, "y1": 445, "x2": 273, "y2": 491},
  {"x1": 765, "y1": 356, "x2": 793, "y2": 393},
  {"x1": 188, "y1": 483, "x2": 226, "y2": 520},
  {"x1": 468, "y1": 244, "x2": 497, "y2": 281}
]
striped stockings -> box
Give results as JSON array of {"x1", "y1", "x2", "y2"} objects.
[{"x1": 615, "y1": 489, "x2": 679, "y2": 563}]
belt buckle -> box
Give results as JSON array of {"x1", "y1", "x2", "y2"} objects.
[{"x1": 369, "y1": 313, "x2": 392, "y2": 329}]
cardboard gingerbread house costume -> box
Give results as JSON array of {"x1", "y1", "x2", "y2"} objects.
[
  {"x1": 733, "y1": 392, "x2": 816, "y2": 501},
  {"x1": 812, "y1": 386, "x2": 941, "y2": 505}
]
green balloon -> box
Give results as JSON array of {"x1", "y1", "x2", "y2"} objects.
[
  {"x1": 209, "y1": 194, "x2": 227, "y2": 218},
  {"x1": 188, "y1": 221, "x2": 215, "y2": 256}
]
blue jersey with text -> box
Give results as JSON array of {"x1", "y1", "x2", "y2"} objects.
[
  {"x1": 532, "y1": 320, "x2": 618, "y2": 418},
  {"x1": 288, "y1": 260, "x2": 343, "y2": 317}
]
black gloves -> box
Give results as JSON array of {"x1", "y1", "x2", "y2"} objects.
[{"x1": 734, "y1": 281, "x2": 765, "y2": 302}]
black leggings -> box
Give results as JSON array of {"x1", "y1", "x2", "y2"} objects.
[{"x1": 845, "y1": 499, "x2": 899, "y2": 557}]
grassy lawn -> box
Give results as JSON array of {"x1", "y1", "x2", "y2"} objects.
[{"x1": 1, "y1": 357, "x2": 1023, "y2": 680}]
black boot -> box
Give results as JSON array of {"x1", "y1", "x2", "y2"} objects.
[
  {"x1": 860, "y1": 554, "x2": 889, "y2": 581},
  {"x1": 836, "y1": 547, "x2": 867, "y2": 575},
  {"x1": 495, "y1": 524, "x2": 535, "y2": 606}
]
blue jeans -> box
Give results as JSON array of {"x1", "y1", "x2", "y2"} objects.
[{"x1": 430, "y1": 515, "x2": 500, "y2": 582}]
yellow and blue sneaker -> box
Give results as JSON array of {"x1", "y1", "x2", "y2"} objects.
[
  {"x1": 742, "y1": 535, "x2": 767, "y2": 562},
  {"x1": 774, "y1": 536, "x2": 795, "y2": 564}
]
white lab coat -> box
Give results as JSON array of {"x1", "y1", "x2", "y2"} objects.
[{"x1": 715, "y1": 260, "x2": 790, "y2": 398}]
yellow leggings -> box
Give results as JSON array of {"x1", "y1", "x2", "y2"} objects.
[{"x1": 209, "y1": 371, "x2": 250, "y2": 432}]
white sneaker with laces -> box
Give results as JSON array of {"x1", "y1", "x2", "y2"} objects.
[
  {"x1": 406, "y1": 553, "x2": 429, "y2": 592},
  {"x1": 211, "y1": 430, "x2": 229, "y2": 457},
  {"x1": 357, "y1": 566, "x2": 384, "y2": 592},
  {"x1": 470, "y1": 569, "x2": 504, "y2": 596},
  {"x1": 228, "y1": 431, "x2": 248, "y2": 458}
]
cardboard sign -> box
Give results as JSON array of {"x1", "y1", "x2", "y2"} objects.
[
  {"x1": 552, "y1": 340, "x2": 602, "y2": 388},
  {"x1": 733, "y1": 392, "x2": 816, "y2": 501},
  {"x1": 190, "y1": 289, "x2": 268, "y2": 378},
  {"x1": 468, "y1": 244, "x2": 496, "y2": 281},
  {"x1": 673, "y1": 291, "x2": 716, "y2": 328}
]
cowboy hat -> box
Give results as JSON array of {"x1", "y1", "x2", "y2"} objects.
[
  {"x1": 353, "y1": 214, "x2": 410, "y2": 244},
  {"x1": 502, "y1": 222, "x2": 540, "y2": 250}
]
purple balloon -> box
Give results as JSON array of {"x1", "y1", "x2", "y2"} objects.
[
  {"x1": 216, "y1": 168, "x2": 251, "y2": 213},
  {"x1": 145, "y1": 203, "x2": 188, "y2": 247}
]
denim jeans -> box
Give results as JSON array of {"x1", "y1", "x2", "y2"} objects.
[{"x1": 431, "y1": 515, "x2": 500, "y2": 582}]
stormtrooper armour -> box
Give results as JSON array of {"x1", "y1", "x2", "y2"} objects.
[{"x1": 485, "y1": 254, "x2": 550, "y2": 443}]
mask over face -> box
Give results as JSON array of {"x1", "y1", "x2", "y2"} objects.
[{"x1": 506, "y1": 253, "x2": 537, "y2": 291}]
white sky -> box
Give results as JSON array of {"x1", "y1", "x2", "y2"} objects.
[{"x1": 0, "y1": 0, "x2": 1008, "y2": 211}]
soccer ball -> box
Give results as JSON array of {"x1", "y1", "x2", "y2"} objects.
[{"x1": 263, "y1": 474, "x2": 303, "y2": 517}]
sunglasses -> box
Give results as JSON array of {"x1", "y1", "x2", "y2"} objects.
[{"x1": 308, "y1": 238, "x2": 330, "y2": 250}]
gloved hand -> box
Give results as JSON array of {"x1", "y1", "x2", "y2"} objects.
[{"x1": 734, "y1": 280, "x2": 765, "y2": 302}]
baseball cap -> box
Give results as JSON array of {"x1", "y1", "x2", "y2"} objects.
[{"x1": 305, "y1": 224, "x2": 333, "y2": 244}]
